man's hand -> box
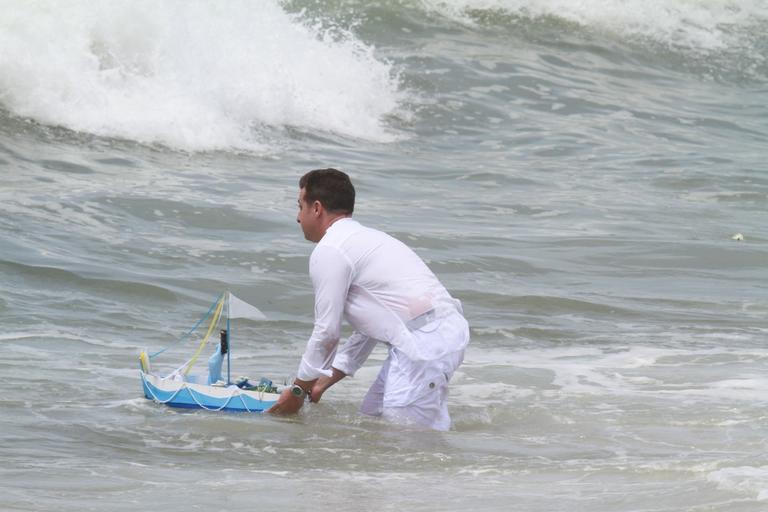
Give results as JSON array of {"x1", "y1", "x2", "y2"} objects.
[
  {"x1": 309, "y1": 367, "x2": 347, "y2": 403},
  {"x1": 310, "y1": 376, "x2": 332, "y2": 403},
  {"x1": 267, "y1": 387, "x2": 305, "y2": 415},
  {"x1": 267, "y1": 378, "x2": 315, "y2": 415}
]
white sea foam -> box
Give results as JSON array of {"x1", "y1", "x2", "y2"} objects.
[
  {"x1": 0, "y1": 0, "x2": 403, "y2": 151},
  {"x1": 461, "y1": 344, "x2": 768, "y2": 401},
  {"x1": 708, "y1": 466, "x2": 768, "y2": 501},
  {"x1": 424, "y1": 0, "x2": 768, "y2": 52}
]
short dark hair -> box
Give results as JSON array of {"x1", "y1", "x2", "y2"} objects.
[{"x1": 299, "y1": 168, "x2": 355, "y2": 214}]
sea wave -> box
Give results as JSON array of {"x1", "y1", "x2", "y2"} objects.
[
  {"x1": 421, "y1": 0, "x2": 768, "y2": 53},
  {"x1": 0, "y1": 0, "x2": 403, "y2": 151}
]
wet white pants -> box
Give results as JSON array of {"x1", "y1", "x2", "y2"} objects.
[{"x1": 360, "y1": 346, "x2": 465, "y2": 431}]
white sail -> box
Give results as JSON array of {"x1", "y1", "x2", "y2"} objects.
[{"x1": 228, "y1": 293, "x2": 267, "y2": 321}]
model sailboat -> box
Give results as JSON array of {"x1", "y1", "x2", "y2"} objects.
[{"x1": 139, "y1": 291, "x2": 281, "y2": 412}]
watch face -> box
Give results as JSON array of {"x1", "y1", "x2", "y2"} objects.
[{"x1": 291, "y1": 385, "x2": 304, "y2": 397}]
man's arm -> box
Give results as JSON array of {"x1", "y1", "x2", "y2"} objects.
[
  {"x1": 310, "y1": 332, "x2": 378, "y2": 403},
  {"x1": 332, "y1": 331, "x2": 377, "y2": 377},
  {"x1": 268, "y1": 368, "x2": 343, "y2": 413},
  {"x1": 296, "y1": 244, "x2": 353, "y2": 381},
  {"x1": 269, "y1": 245, "x2": 352, "y2": 415}
]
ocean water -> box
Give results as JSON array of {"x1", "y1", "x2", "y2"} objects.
[{"x1": 1, "y1": 1, "x2": 767, "y2": 510}]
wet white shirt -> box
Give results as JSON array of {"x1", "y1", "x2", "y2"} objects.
[{"x1": 297, "y1": 218, "x2": 469, "y2": 381}]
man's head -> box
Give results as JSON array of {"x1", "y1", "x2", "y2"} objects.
[
  {"x1": 297, "y1": 168, "x2": 355, "y2": 242},
  {"x1": 299, "y1": 168, "x2": 355, "y2": 214}
]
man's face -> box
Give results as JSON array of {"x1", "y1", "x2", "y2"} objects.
[{"x1": 297, "y1": 188, "x2": 320, "y2": 242}]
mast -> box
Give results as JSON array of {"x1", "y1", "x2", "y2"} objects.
[{"x1": 226, "y1": 292, "x2": 232, "y2": 385}]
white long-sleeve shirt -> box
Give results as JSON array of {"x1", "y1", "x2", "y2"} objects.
[{"x1": 297, "y1": 218, "x2": 469, "y2": 381}]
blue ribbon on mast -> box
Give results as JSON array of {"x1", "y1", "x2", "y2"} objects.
[{"x1": 149, "y1": 292, "x2": 224, "y2": 360}]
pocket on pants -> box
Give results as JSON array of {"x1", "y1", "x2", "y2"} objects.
[{"x1": 383, "y1": 349, "x2": 452, "y2": 408}]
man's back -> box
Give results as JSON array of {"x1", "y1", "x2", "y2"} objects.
[
  {"x1": 310, "y1": 218, "x2": 456, "y2": 326},
  {"x1": 314, "y1": 218, "x2": 455, "y2": 324},
  {"x1": 310, "y1": 218, "x2": 467, "y2": 362}
]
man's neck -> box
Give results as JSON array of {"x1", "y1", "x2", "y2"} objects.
[
  {"x1": 327, "y1": 214, "x2": 350, "y2": 228},
  {"x1": 318, "y1": 214, "x2": 351, "y2": 241}
]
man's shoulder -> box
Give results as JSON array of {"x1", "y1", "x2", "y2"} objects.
[
  {"x1": 309, "y1": 243, "x2": 351, "y2": 277},
  {"x1": 319, "y1": 219, "x2": 410, "y2": 258}
]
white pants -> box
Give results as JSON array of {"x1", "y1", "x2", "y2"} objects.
[{"x1": 360, "y1": 347, "x2": 465, "y2": 431}]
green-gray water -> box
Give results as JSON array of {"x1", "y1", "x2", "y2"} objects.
[{"x1": 1, "y1": 1, "x2": 767, "y2": 510}]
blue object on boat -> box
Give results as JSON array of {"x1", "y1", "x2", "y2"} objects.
[{"x1": 207, "y1": 346, "x2": 224, "y2": 385}]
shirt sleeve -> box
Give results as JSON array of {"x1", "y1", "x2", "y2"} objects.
[
  {"x1": 333, "y1": 331, "x2": 379, "y2": 377},
  {"x1": 297, "y1": 244, "x2": 354, "y2": 381}
]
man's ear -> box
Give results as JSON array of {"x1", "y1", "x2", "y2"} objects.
[{"x1": 313, "y1": 200, "x2": 322, "y2": 216}]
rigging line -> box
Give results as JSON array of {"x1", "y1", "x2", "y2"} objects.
[
  {"x1": 150, "y1": 292, "x2": 224, "y2": 360},
  {"x1": 141, "y1": 373, "x2": 235, "y2": 411},
  {"x1": 141, "y1": 372, "x2": 273, "y2": 412},
  {"x1": 140, "y1": 372, "x2": 185, "y2": 405},
  {"x1": 187, "y1": 385, "x2": 236, "y2": 412},
  {"x1": 184, "y1": 294, "x2": 225, "y2": 376}
]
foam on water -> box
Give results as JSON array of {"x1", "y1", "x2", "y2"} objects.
[
  {"x1": 708, "y1": 466, "x2": 768, "y2": 501},
  {"x1": 425, "y1": 0, "x2": 768, "y2": 52},
  {"x1": 0, "y1": 0, "x2": 403, "y2": 151},
  {"x1": 460, "y1": 344, "x2": 768, "y2": 401}
]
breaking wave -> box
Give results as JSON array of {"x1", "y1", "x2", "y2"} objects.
[{"x1": 0, "y1": 0, "x2": 403, "y2": 151}]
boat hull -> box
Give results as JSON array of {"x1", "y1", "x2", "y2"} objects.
[{"x1": 140, "y1": 371, "x2": 279, "y2": 412}]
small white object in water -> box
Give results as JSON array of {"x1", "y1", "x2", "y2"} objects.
[{"x1": 732, "y1": 233, "x2": 744, "y2": 241}]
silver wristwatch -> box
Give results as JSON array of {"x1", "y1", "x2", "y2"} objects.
[{"x1": 290, "y1": 384, "x2": 307, "y2": 399}]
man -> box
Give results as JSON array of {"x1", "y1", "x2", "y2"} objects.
[{"x1": 268, "y1": 168, "x2": 469, "y2": 431}]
